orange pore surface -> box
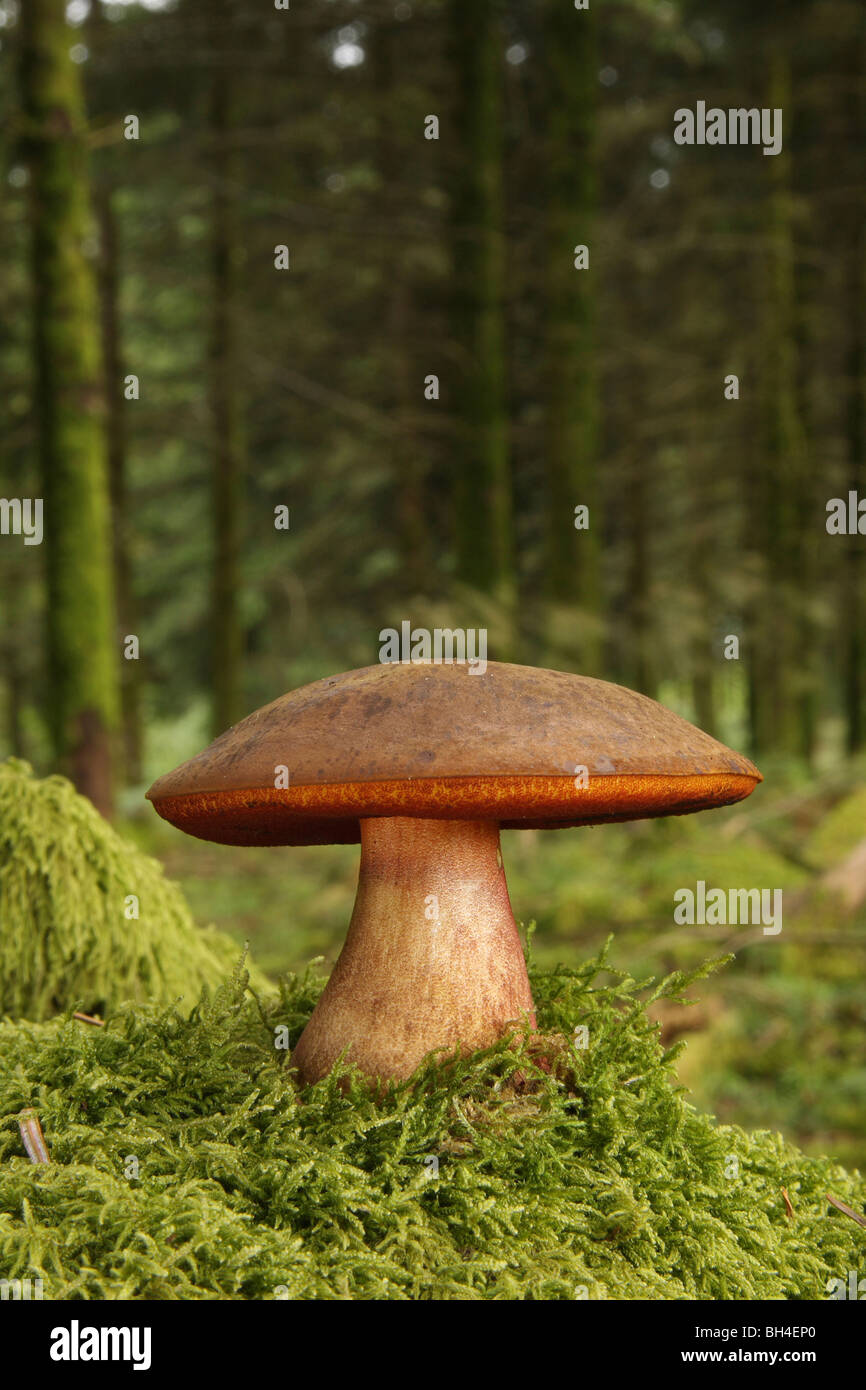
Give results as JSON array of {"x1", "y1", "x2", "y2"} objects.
[{"x1": 150, "y1": 771, "x2": 760, "y2": 846}]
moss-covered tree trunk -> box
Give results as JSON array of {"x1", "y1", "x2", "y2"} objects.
[
  {"x1": 449, "y1": 0, "x2": 514, "y2": 618},
  {"x1": 543, "y1": 0, "x2": 601, "y2": 673},
  {"x1": 208, "y1": 64, "x2": 244, "y2": 737},
  {"x1": 88, "y1": 0, "x2": 141, "y2": 785},
  {"x1": 20, "y1": 0, "x2": 118, "y2": 817}
]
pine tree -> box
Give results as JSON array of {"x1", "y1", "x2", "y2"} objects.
[
  {"x1": 448, "y1": 0, "x2": 514, "y2": 619},
  {"x1": 208, "y1": 44, "x2": 244, "y2": 736},
  {"x1": 543, "y1": 0, "x2": 601, "y2": 672},
  {"x1": 19, "y1": 0, "x2": 119, "y2": 815}
]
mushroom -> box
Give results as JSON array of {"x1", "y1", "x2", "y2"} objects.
[{"x1": 146, "y1": 662, "x2": 761, "y2": 1084}]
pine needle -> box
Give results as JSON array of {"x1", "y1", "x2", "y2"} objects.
[
  {"x1": 18, "y1": 1110, "x2": 50, "y2": 1164},
  {"x1": 826, "y1": 1192, "x2": 866, "y2": 1227}
]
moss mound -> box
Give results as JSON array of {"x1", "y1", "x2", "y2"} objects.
[
  {"x1": 0, "y1": 947, "x2": 863, "y2": 1300},
  {"x1": 0, "y1": 759, "x2": 268, "y2": 1019}
]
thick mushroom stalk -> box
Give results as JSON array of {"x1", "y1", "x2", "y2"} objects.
[{"x1": 290, "y1": 816, "x2": 535, "y2": 1083}]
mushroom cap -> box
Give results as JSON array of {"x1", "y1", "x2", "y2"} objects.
[{"x1": 146, "y1": 662, "x2": 761, "y2": 846}]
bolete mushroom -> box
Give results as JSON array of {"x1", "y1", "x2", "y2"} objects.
[{"x1": 146, "y1": 662, "x2": 761, "y2": 1083}]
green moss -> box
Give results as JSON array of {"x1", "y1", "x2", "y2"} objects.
[
  {"x1": 0, "y1": 759, "x2": 269, "y2": 1019},
  {"x1": 21, "y1": 0, "x2": 120, "y2": 760},
  {"x1": 0, "y1": 946, "x2": 862, "y2": 1300}
]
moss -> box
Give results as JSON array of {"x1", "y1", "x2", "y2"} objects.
[
  {"x1": 20, "y1": 0, "x2": 120, "y2": 771},
  {"x1": 0, "y1": 945, "x2": 863, "y2": 1300},
  {"x1": 0, "y1": 759, "x2": 269, "y2": 1019}
]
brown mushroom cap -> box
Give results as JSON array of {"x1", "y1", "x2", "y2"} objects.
[{"x1": 146, "y1": 662, "x2": 761, "y2": 846}]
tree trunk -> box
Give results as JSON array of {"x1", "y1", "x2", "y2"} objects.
[
  {"x1": 449, "y1": 0, "x2": 514, "y2": 615},
  {"x1": 543, "y1": 0, "x2": 601, "y2": 672},
  {"x1": 625, "y1": 432, "x2": 653, "y2": 697},
  {"x1": 88, "y1": 0, "x2": 141, "y2": 784},
  {"x1": 375, "y1": 21, "x2": 430, "y2": 595},
  {"x1": 844, "y1": 23, "x2": 866, "y2": 753},
  {"x1": 751, "y1": 50, "x2": 809, "y2": 759},
  {"x1": 95, "y1": 188, "x2": 142, "y2": 783},
  {"x1": 690, "y1": 512, "x2": 716, "y2": 736},
  {"x1": 4, "y1": 655, "x2": 25, "y2": 759},
  {"x1": 20, "y1": 0, "x2": 118, "y2": 817},
  {"x1": 209, "y1": 63, "x2": 244, "y2": 737}
]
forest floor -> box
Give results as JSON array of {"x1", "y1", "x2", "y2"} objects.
[
  {"x1": 3, "y1": 950, "x2": 864, "y2": 1299},
  {"x1": 128, "y1": 763, "x2": 866, "y2": 1171}
]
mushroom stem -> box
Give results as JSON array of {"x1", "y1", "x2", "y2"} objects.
[{"x1": 291, "y1": 816, "x2": 536, "y2": 1084}]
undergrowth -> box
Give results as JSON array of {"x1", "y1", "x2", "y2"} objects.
[{"x1": 1, "y1": 944, "x2": 863, "y2": 1300}]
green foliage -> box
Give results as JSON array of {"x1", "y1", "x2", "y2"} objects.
[
  {"x1": 804, "y1": 786, "x2": 866, "y2": 869},
  {"x1": 505, "y1": 814, "x2": 804, "y2": 961},
  {"x1": 698, "y1": 975, "x2": 866, "y2": 1169},
  {"x1": 0, "y1": 947, "x2": 863, "y2": 1301},
  {"x1": 0, "y1": 759, "x2": 268, "y2": 1020}
]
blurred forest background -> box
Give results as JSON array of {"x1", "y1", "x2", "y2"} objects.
[{"x1": 1, "y1": 0, "x2": 865, "y2": 1165}]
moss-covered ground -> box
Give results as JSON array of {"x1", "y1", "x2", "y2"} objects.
[
  {"x1": 0, "y1": 759, "x2": 269, "y2": 1019},
  {"x1": 2, "y1": 758, "x2": 864, "y2": 1299},
  {"x1": 1, "y1": 948, "x2": 863, "y2": 1300}
]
